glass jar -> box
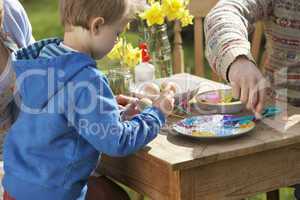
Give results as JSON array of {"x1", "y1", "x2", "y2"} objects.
[
  {"x1": 142, "y1": 23, "x2": 173, "y2": 78},
  {"x1": 107, "y1": 68, "x2": 133, "y2": 95}
]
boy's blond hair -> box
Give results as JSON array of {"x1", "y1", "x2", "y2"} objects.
[{"x1": 59, "y1": 0, "x2": 139, "y2": 30}]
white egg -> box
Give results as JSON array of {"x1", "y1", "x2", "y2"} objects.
[
  {"x1": 142, "y1": 82, "x2": 160, "y2": 96},
  {"x1": 161, "y1": 82, "x2": 178, "y2": 94}
]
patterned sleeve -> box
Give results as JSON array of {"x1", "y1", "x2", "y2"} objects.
[
  {"x1": 204, "y1": 0, "x2": 273, "y2": 81},
  {"x1": 3, "y1": 0, "x2": 34, "y2": 48}
]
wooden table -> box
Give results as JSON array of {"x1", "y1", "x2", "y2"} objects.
[{"x1": 99, "y1": 73, "x2": 300, "y2": 200}]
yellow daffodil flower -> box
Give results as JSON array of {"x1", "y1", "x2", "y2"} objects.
[
  {"x1": 140, "y1": 2, "x2": 165, "y2": 26},
  {"x1": 179, "y1": 9, "x2": 194, "y2": 27},
  {"x1": 108, "y1": 38, "x2": 141, "y2": 69},
  {"x1": 162, "y1": 0, "x2": 185, "y2": 21}
]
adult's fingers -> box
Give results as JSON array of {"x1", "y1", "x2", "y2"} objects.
[
  {"x1": 248, "y1": 79, "x2": 261, "y2": 111},
  {"x1": 240, "y1": 83, "x2": 249, "y2": 105},
  {"x1": 231, "y1": 81, "x2": 241, "y2": 100},
  {"x1": 248, "y1": 86, "x2": 258, "y2": 111},
  {"x1": 255, "y1": 88, "x2": 266, "y2": 118}
]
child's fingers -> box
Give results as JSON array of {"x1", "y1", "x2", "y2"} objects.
[
  {"x1": 122, "y1": 101, "x2": 140, "y2": 120},
  {"x1": 153, "y1": 95, "x2": 175, "y2": 116},
  {"x1": 116, "y1": 95, "x2": 137, "y2": 106},
  {"x1": 118, "y1": 105, "x2": 126, "y2": 110},
  {"x1": 129, "y1": 98, "x2": 139, "y2": 106}
]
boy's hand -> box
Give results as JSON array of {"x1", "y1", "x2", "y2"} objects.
[
  {"x1": 228, "y1": 56, "x2": 268, "y2": 118},
  {"x1": 116, "y1": 95, "x2": 138, "y2": 107},
  {"x1": 153, "y1": 91, "x2": 175, "y2": 116},
  {"x1": 121, "y1": 99, "x2": 140, "y2": 121}
]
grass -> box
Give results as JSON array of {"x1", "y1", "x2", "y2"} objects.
[
  {"x1": 21, "y1": 0, "x2": 63, "y2": 40},
  {"x1": 21, "y1": 0, "x2": 295, "y2": 199}
]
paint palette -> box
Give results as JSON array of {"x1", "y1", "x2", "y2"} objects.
[
  {"x1": 195, "y1": 89, "x2": 244, "y2": 114},
  {"x1": 172, "y1": 115, "x2": 255, "y2": 140}
]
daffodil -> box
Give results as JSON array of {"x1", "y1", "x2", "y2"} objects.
[
  {"x1": 162, "y1": 0, "x2": 185, "y2": 21},
  {"x1": 108, "y1": 38, "x2": 141, "y2": 69},
  {"x1": 140, "y1": 0, "x2": 193, "y2": 27},
  {"x1": 108, "y1": 39, "x2": 123, "y2": 60},
  {"x1": 140, "y1": 2, "x2": 165, "y2": 26},
  {"x1": 179, "y1": 9, "x2": 194, "y2": 27}
]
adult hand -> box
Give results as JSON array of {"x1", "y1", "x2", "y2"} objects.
[{"x1": 228, "y1": 56, "x2": 269, "y2": 118}]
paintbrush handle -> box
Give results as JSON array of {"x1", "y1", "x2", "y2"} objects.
[{"x1": 224, "y1": 106, "x2": 281, "y2": 124}]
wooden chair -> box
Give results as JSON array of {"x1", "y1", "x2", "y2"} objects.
[
  {"x1": 172, "y1": 0, "x2": 266, "y2": 81},
  {"x1": 172, "y1": 1, "x2": 279, "y2": 200}
]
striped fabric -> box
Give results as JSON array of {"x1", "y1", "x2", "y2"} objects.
[
  {"x1": 205, "y1": 0, "x2": 300, "y2": 105},
  {"x1": 14, "y1": 38, "x2": 62, "y2": 60}
]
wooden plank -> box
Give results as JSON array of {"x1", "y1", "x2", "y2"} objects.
[
  {"x1": 169, "y1": 171, "x2": 182, "y2": 200},
  {"x1": 259, "y1": 50, "x2": 268, "y2": 71},
  {"x1": 179, "y1": 143, "x2": 300, "y2": 199},
  {"x1": 100, "y1": 143, "x2": 300, "y2": 200},
  {"x1": 99, "y1": 152, "x2": 172, "y2": 200},
  {"x1": 146, "y1": 109, "x2": 300, "y2": 171},
  {"x1": 189, "y1": 0, "x2": 219, "y2": 17},
  {"x1": 194, "y1": 17, "x2": 205, "y2": 77},
  {"x1": 173, "y1": 20, "x2": 185, "y2": 74},
  {"x1": 99, "y1": 154, "x2": 186, "y2": 200},
  {"x1": 251, "y1": 22, "x2": 264, "y2": 62}
]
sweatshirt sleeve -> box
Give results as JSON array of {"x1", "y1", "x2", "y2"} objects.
[
  {"x1": 65, "y1": 75, "x2": 166, "y2": 157},
  {"x1": 204, "y1": 0, "x2": 273, "y2": 81}
]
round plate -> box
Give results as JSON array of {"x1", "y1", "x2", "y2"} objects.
[
  {"x1": 195, "y1": 89, "x2": 244, "y2": 114},
  {"x1": 172, "y1": 115, "x2": 255, "y2": 140}
]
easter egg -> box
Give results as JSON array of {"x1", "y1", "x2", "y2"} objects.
[
  {"x1": 142, "y1": 82, "x2": 160, "y2": 96},
  {"x1": 161, "y1": 82, "x2": 177, "y2": 94},
  {"x1": 138, "y1": 98, "x2": 153, "y2": 111}
]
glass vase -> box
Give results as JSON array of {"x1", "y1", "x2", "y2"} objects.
[
  {"x1": 107, "y1": 68, "x2": 133, "y2": 95},
  {"x1": 142, "y1": 23, "x2": 173, "y2": 78}
]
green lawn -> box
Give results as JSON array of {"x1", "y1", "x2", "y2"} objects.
[{"x1": 21, "y1": 0, "x2": 295, "y2": 199}]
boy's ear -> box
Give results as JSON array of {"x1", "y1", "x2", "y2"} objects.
[{"x1": 90, "y1": 17, "x2": 105, "y2": 35}]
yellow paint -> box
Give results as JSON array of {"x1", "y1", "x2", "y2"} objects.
[{"x1": 192, "y1": 130, "x2": 215, "y2": 137}]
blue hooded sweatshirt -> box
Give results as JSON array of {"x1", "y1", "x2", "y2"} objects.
[{"x1": 3, "y1": 38, "x2": 165, "y2": 200}]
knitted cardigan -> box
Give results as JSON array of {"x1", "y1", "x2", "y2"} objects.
[{"x1": 205, "y1": 0, "x2": 300, "y2": 104}]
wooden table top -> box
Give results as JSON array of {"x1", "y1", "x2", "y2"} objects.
[{"x1": 136, "y1": 73, "x2": 300, "y2": 171}]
